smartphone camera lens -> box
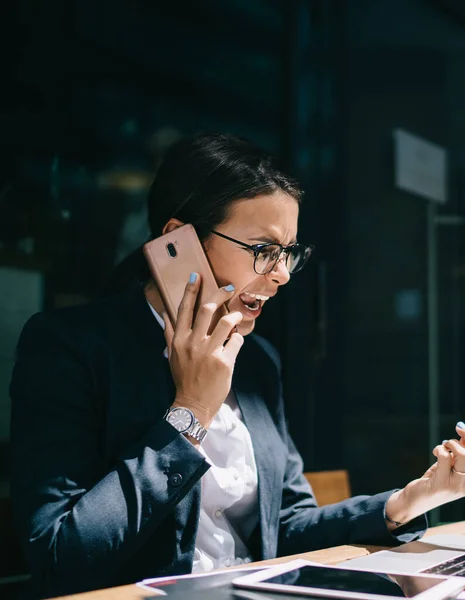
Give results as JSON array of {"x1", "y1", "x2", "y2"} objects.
[{"x1": 166, "y1": 243, "x2": 177, "y2": 258}]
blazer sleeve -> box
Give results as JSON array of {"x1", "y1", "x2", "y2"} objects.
[
  {"x1": 253, "y1": 336, "x2": 428, "y2": 556},
  {"x1": 277, "y1": 431, "x2": 428, "y2": 556},
  {"x1": 9, "y1": 312, "x2": 209, "y2": 596}
]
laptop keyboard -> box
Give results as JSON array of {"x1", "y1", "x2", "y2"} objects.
[{"x1": 423, "y1": 554, "x2": 465, "y2": 576}]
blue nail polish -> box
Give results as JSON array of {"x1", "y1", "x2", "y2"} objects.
[
  {"x1": 225, "y1": 284, "x2": 234, "y2": 292},
  {"x1": 189, "y1": 272, "x2": 197, "y2": 284},
  {"x1": 457, "y1": 421, "x2": 465, "y2": 430},
  {"x1": 442, "y1": 440, "x2": 448, "y2": 445}
]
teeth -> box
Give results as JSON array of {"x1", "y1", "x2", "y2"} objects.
[
  {"x1": 243, "y1": 293, "x2": 269, "y2": 301},
  {"x1": 246, "y1": 303, "x2": 260, "y2": 311}
]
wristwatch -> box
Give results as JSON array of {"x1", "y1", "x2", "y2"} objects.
[{"x1": 164, "y1": 406, "x2": 208, "y2": 444}]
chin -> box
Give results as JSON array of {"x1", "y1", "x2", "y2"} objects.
[{"x1": 237, "y1": 320, "x2": 255, "y2": 336}]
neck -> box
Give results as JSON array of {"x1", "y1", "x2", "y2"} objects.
[{"x1": 144, "y1": 281, "x2": 165, "y2": 315}]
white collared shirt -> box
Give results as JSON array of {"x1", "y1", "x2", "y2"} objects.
[{"x1": 148, "y1": 303, "x2": 259, "y2": 571}]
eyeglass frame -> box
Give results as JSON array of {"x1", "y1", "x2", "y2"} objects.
[{"x1": 210, "y1": 230, "x2": 313, "y2": 275}]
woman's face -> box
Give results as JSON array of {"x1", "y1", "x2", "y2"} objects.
[{"x1": 205, "y1": 191, "x2": 299, "y2": 336}]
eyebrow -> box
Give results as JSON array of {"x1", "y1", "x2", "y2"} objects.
[{"x1": 248, "y1": 235, "x2": 298, "y2": 246}]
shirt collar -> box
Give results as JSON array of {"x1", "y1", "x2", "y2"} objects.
[
  {"x1": 146, "y1": 301, "x2": 168, "y2": 357},
  {"x1": 147, "y1": 300, "x2": 165, "y2": 330}
]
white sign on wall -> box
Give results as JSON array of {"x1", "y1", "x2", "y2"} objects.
[{"x1": 394, "y1": 128, "x2": 447, "y2": 204}]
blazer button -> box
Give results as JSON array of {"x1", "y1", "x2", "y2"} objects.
[{"x1": 169, "y1": 473, "x2": 183, "y2": 487}]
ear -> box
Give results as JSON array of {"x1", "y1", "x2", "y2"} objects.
[{"x1": 162, "y1": 218, "x2": 185, "y2": 235}]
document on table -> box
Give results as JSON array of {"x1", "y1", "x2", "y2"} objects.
[{"x1": 138, "y1": 566, "x2": 269, "y2": 596}]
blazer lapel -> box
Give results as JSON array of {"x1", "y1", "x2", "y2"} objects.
[
  {"x1": 121, "y1": 283, "x2": 175, "y2": 419},
  {"x1": 233, "y1": 342, "x2": 286, "y2": 559}
]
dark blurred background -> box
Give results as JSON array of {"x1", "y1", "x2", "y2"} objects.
[{"x1": 0, "y1": 0, "x2": 464, "y2": 532}]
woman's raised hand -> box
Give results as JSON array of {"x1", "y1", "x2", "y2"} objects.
[
  {"x1": 441, "y1": 422, "x2": 465, "y2": 475},
  {"x1": 385, "y1": 422, "x2": 465, "y2": 528},
  {"x1": 162, "y1": 273, "x2": 244, "y2": 429}
]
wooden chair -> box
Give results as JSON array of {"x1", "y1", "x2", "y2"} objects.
[{"x1": 304, "y1": 469, "x2": 351, "y2": 506}]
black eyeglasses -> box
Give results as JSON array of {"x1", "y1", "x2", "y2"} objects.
[{"x1": 211, "y1": 230, "x2": 313, "y2": 275}]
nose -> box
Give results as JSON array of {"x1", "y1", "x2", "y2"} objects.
[{"x1": 268, "y1": 255, "x2": 291, "y2": 286}]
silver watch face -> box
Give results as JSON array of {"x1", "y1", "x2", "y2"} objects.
[{"x1": 166, "y1": 407, "x2": 194, "y2": 433}]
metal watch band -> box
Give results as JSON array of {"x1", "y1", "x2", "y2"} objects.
[
  {"x1": 187, "y1": 420, "x2": 208, "y2": 444},
  {"x1": 164, "y1": 407, "x2": 208, "y2": 444}
]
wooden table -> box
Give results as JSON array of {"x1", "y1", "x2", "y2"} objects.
[{"x1": 53, "y1": 522, "x2": 465, "y2": 600}]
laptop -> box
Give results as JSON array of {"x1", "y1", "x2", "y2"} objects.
[{"x1": 339, "y1": 534, "x2": 465, "y2": 577}]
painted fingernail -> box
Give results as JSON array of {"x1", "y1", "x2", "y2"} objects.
[
  {"x1": 225, "y1": 284, "x2": 235, "y2": 292},
  {"x1": 457, "y1": 421, "x2": 465, "y2": 430},
  {"x1": 189, "y1": 272, "x2": 198, "y2": 284},
  {"x1": 442, "y1": 440, "x2": 448, "y2": 445}
]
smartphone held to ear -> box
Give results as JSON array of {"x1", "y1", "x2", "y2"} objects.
[{"x1": 143, "y1": 224, "x2": 228, "y2": 331}]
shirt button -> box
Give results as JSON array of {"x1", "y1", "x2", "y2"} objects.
[
  {"x1": 224, "y1": 558, "x2": 231, "y2": 567},
  {"x1": 215, "y1": 509, "x2": 222, "y2": 518},
  {"x1": 168, "y1": 473, "x2": 183, "y2": 487}
]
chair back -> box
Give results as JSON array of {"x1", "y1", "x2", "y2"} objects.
[{"x1": 304, "y1": 469, "x2": 351, "y2": 506}]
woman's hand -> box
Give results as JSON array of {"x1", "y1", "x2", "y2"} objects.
[
  {"x1": 442, "y1": 422, "x2": 465, "y2": 474},
  {"x1": 386, "y1": 423, "x2": 465, "y2": 528},
  {"x1": 162, "y1": 273, "x2": 244, "y2": 429}
]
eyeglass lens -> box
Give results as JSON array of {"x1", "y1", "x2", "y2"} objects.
[{"x1": 255, "y1": 244, "x2": 310, "y2": 275}]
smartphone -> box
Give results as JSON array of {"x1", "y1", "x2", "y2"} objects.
[{"x1": 143, "y1": 224, "x2": 228, "y2": 332}]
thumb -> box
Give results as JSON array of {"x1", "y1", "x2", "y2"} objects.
[
  {"x1": 433, "y1": 444, "x2": 453, "y2": 486},
  {"x1": 422, "y1": 462, "x2": 438, "y2": 479}
]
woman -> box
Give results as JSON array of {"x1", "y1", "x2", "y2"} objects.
[{"x1": 10, "y1": 133, "x2": 465, "y2": 598}]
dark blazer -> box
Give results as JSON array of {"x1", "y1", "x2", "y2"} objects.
[{"x1": 9, "y1": 283, "x2": 426, "y2": 598}]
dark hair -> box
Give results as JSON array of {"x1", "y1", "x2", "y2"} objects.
[{"x1": 102, "y1": 133, "x2": 302, "y2": 294}]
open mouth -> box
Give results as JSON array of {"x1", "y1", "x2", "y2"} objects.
[{"x1": 239, "y1": 292, "x2": 270, "y2": 313}]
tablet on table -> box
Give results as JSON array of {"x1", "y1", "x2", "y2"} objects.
[{"x1": 232, "y1": 558, "x2": 465, "y2": 600}]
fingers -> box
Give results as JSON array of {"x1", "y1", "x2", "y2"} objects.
[
  {"x1": 433, "y1": 444, "x2": 453, "y2": 482},
  {"x1": 222, "y1": 331, "x2": 245, "y2": 362},
  {"x1": 208, "y1": 311, "x2": 243, "y2": 349},
  {"x1": 191, "y1": 285, "x2": 236, "y2": 339},
  {"x1": 176, "y1": 273, "x2": 200, "y2": 333},
  {"x1": 443, "y1": 439, "x2": 464, "y2": 453},
  {"x1": 456, "y1": 422, "x2": 465, "y2": 447},
  {"x1": 443, "y1": 439, "x2": 465, "y2": 473}
]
